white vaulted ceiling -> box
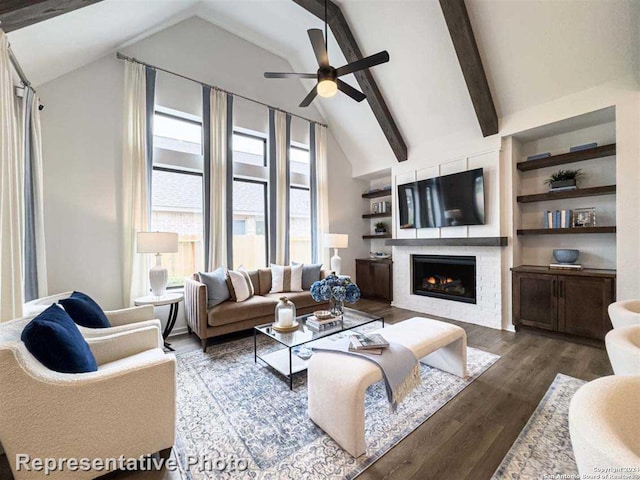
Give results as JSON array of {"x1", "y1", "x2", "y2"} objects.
[{"x1": 7, "y1": 0, "x2": 639, "y2": 177}]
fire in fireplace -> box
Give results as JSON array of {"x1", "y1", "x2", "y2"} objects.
[{"x1": 412, "y1": 255, "x2": 476, "y2": 304}]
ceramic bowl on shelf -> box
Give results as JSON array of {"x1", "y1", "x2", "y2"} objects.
[{"x1": 553, "y1": 249, "x2": 580, "y2": 264}]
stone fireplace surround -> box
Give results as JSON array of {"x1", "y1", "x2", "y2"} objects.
[{"x1": 392, "y1": 245, "x2": 504, "y2": 330}]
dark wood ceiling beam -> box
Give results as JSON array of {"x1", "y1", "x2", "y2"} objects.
[
  {"x1": 439, "y1": 0, "x2": 498, "y2": 137},
  {"x1": 292, "y1": 0, "x2": 408, "y2": 162},
  {"x1": 0, "y1": 0, "x2": 102, "y2": 33}
]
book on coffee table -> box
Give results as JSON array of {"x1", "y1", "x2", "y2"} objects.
[{"x1": 349, "y1": 333, "x2": 389, "y2": 351}]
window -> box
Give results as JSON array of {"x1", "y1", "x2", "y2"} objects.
[
  {"x1": 290, "y1": 144, "x2": 310, "y2": 176},
  {"x1": 154, "y1": 111, "x2": 202, "y2": 155},
  {"x1": 232, "y1": 179, "x2": 268, "y2": 269},
  {"x1": 290, "y1": 186, "x2": 312, "y2": 264},
  {"x1": 233, "y1": 131, "x2": 266, "y2": 166},
  {"x1": 151, "y1": 168, "x2": 204, "y2": 288}
]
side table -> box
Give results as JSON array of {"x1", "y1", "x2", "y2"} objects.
[{"x1": 134, "y1": 293, "x2": 184, "y2": 351}]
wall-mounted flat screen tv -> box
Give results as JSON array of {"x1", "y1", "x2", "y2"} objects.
[{"x1": 398, "y1": 168, "x2": 485, "y2": 229}]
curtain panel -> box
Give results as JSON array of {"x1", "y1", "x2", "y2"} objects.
[
  {"x1": 269, "y1": 109, "x2": 291, "y2": 265},
  {"x1": 23, "y1": 88, "x2": 48, "y2": 301},
  {"x1": 314, "y1": 123, "x2": 330, "y2": 269},
  {"x1": 122, "y1": 63, "x2": 154, "y2": 306},
  {"x1": 0, "y1": 32, "x2": 24, "y2": 321},
  {"x1": 203, "y1": 87, "x2": 233, "y2": 271}
]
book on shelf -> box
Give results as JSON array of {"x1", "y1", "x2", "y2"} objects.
[
  {"x1": 550, "y1": 263, "x2": 583, "y2": 271},
  {"x1": 570, "y1": 142, "x2": 598, "y2": 152},
  {"x1": 549, "y1": 185, "x2": 578, "y2": 192},
  {"x1": 349, "y1": 333, "x2": 389, "y2": 350},
  {"x1": 543, "y1": 209, "x2": 572, "y2": 229},
  {"x1": 527, "y1": 152, "x2": 551, "y2": 161}
]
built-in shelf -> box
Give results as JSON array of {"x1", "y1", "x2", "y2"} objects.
[
  {"x1": 512, "y1": 265, "x2": 616, "y2": 279},
  {"x1": 385, "y1": 237, "x2": 508, "y2": 247},
  {"x1": 363, "y1": 234, "x2": 391, "y2": 239},
  {"x1": 517, "y1": 226, "x2": 616, "y2": 235},
  {"x1": 517, "y1": 185, "x2": 616, "y2": 203},
  {"x1": 362, "y1": 212, "x2": 391, "y2": 219},
  {"x1": 517, "y1": 144, "x2": 616, "y2": 172},
  {"x1": 362, "y1": 189, "x2": 392, "y2": 199}
]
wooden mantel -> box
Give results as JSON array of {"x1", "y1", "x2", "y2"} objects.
[{"x1": 385, "y1": 237, "x2": 508, "y2": 247}]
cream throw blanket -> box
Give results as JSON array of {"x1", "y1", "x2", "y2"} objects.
[{"x1": 313, "y1": 338, "x2": 421, "y2": 412}]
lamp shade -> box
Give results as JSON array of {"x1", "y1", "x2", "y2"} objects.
[
  {"x1": 324, "y1": 233, "x2": 349, "y2": 249},
  {"x1": 137, "y1": 232, "x2": 179, "y2": 254}
]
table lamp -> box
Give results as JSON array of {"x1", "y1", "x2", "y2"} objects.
[
  {"x1": 324, "y1": 233, "x2": 349, "y2": 275},
  {"x1": 137, "y1": 231, "x2": 179, "y2": 296}
]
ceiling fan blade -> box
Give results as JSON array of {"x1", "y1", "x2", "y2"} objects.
[
  {"x1": 337, "y1": 80, "x2": 366, "y2": 102},
  {"x1": 336, "y1": 51, "x2": 390, "y2": 77},
  {"x1": 308, "y1": 29, "x2": 329, "y2": 68},
  {"x1": 264, "y1": 72, "x2": 317, "y2": 79},
  {"x1": 299, "y1": 86, "x2": 318, "y2": 108}
]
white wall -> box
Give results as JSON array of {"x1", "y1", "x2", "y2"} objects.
[{"x1": 38, "y1": 17, "x2": 368, "y2": 321}]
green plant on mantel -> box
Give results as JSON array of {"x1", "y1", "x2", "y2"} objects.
[{"x1": 544, "y1": 169, "x2": 584, "y2": 185}]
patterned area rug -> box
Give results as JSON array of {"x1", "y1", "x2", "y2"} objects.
[
  {"x1": 174, "y1": 322, "x2": 499, "y2": 479},
  {"x1": 492, "y1": 373, "x2": 586, "y2": 479}
]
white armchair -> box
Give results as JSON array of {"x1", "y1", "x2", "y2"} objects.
[
  {"x1": 569, "y1": 376, "x2": 640, "y2": 476},
  {"x1": 606, "y1": 324, "x2": 640, "y2": 375},
  {"x1": 22, "y1": 291, "x2": 159, "y2": 342},
  {"x1": 608, "y1": 300, "x2": 640, "y2": 328},
  {"x1": 0, "y1": 324, "x2": 176, "y2": 480}
]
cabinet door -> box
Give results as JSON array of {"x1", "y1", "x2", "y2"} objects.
[
  {"x1": 558, "y1": 276, "x2": 614, "y2": 340},
  {"x1": 513, "y1": 273, "x2": 557, "y2": 330},
  {"x1": 371, "y1": 262, "x2": 391, "y2": 301},
  {"x1": 356, "y1": 261, "x2": 374, "y2": 298}
]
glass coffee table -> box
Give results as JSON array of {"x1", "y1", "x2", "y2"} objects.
[{"x1": 254, "y1": 308, "x2": 384, "y2": 389}]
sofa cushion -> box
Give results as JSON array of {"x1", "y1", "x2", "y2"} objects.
[
  {"x1": 207, "y1": 296, "x2": 278, "y2": 327},
  {"x1": 292, "y1": 262, "x2": 323, "y2": 290},
  {"x1": 270, "y1": 263, "x2": 303, "y2": 293},
  {"x1": 21, "y1": 304, "x2": 98, "y2": 373},
  {"x1": 226, "y1": 267, "x2": 255, "y2": 302},
  {"x1": 263, "y1": 291, "x2": 320, "y2": 310},
  {"x1": 199, "y1": 267, "x2": 230, "y2": 308},
  {"x1": 59, "y1": 291, "x2": 111, "y2": 328},
  {"x1": 258, "y1": 269, "x2": 272, "y2": 296}
]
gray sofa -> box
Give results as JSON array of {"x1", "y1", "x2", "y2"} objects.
[{"x1": 184, "y1": 268, "x2": 330, "y2": 351}]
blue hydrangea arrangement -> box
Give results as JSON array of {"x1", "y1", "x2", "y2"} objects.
[{"x1": 310, "y1": 274, "x2": 361, "y2": 304}]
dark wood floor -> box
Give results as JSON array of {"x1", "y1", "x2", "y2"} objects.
[{"x1": 0, "y1": 299, "x2": 612, "y2": 480}]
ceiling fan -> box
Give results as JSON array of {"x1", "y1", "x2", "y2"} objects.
[{"x1": 263, "y1": 0, "x2": 390, "y2": 108}]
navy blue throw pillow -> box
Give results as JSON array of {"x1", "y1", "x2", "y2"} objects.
[
  {"x1": 21, "y1": 304, "x2": 98, "y2": 373},
  {"x1": 59, "y1": 291, "x2": 111, "y2": 328}
]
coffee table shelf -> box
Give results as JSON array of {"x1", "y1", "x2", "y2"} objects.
[{"x1": 254, "y1": 308, "x2": 384, "y2": 389}]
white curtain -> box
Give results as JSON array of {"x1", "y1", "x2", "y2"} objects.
[
  {"x1": 315, "y1": 124, "x2": 330, "y2": 269},
  {"x1": 122, "y1": 62, "x2": 149, "y2": 306},
  {"x1": 0, "y1": 32, "x2": 24, "y2": 321},
  {"x1": 206, "y1": 89, "x2": 228, "y2": 271},
  {"x1": 274, "y1": 110, "x2": 288, "y2": 265}
]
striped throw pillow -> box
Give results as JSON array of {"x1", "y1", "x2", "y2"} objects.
[
  {"x1": 270, "y1": 263, "x2": 303, "y2": 293},
  {"x1": 226, "y1": 266, "x2": 255, "y2": 302}
]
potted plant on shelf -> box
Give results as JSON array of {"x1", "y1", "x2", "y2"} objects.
[
  {"x1": 374, "y1": 222, "x2": 388, "y2": 234},
  {"x1": 545, "y1": 169, "x2": 584, "y2": 192}
]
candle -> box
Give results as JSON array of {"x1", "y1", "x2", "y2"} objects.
[{"x1": 278, "y1": 309, "x2": 294, "y2": 327}]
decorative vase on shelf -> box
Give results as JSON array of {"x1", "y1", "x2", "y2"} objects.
[
  {"x1": 329, "y1": 297, "x2": 344, "y2": 316},
  {"x1": 275, "y1": 297, "x2": 296, "y2": 327}
]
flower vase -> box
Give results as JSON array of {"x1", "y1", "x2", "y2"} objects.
[{"x1": 330, "y1": 297, "x2": 344, "y2": 316}]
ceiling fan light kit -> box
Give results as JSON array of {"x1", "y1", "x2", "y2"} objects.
[{"x1": 263, "y1": 0, "x2": 390, "y2": 107}]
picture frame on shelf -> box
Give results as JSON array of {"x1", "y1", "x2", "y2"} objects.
[{"x1": 572, "y1": 207, "x2": 596, "y2": 228}]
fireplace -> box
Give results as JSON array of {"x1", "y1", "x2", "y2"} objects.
[{"x1": 412, "y1": 255, "x2": 476, "y2": 304}]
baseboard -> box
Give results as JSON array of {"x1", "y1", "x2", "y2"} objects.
[{"x1": 169, "y1": 326, "x2": 189, "y2": 337}]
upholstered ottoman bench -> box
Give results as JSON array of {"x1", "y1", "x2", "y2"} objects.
[{"x1": 308, "y1": 317, "x2": 467, "y2": 457}]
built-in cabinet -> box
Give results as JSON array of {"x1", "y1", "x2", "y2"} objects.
[
  {"x1": 512, "y1": 266, "x2": 615, "y2": 340},
  {"x1": 356, "y1": 259, "x2": 393, "y2": 302}
]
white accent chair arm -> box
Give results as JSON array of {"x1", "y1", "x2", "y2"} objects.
[
  {"x1": 104, "y1": 305, "x2": 155, "y2": 326},
  {"x1": 86, "y1": 325, "x2": 164, "y2": 365},
  {"x1": 0, "y1": 344, "x2": 175, "y2": 480}
]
